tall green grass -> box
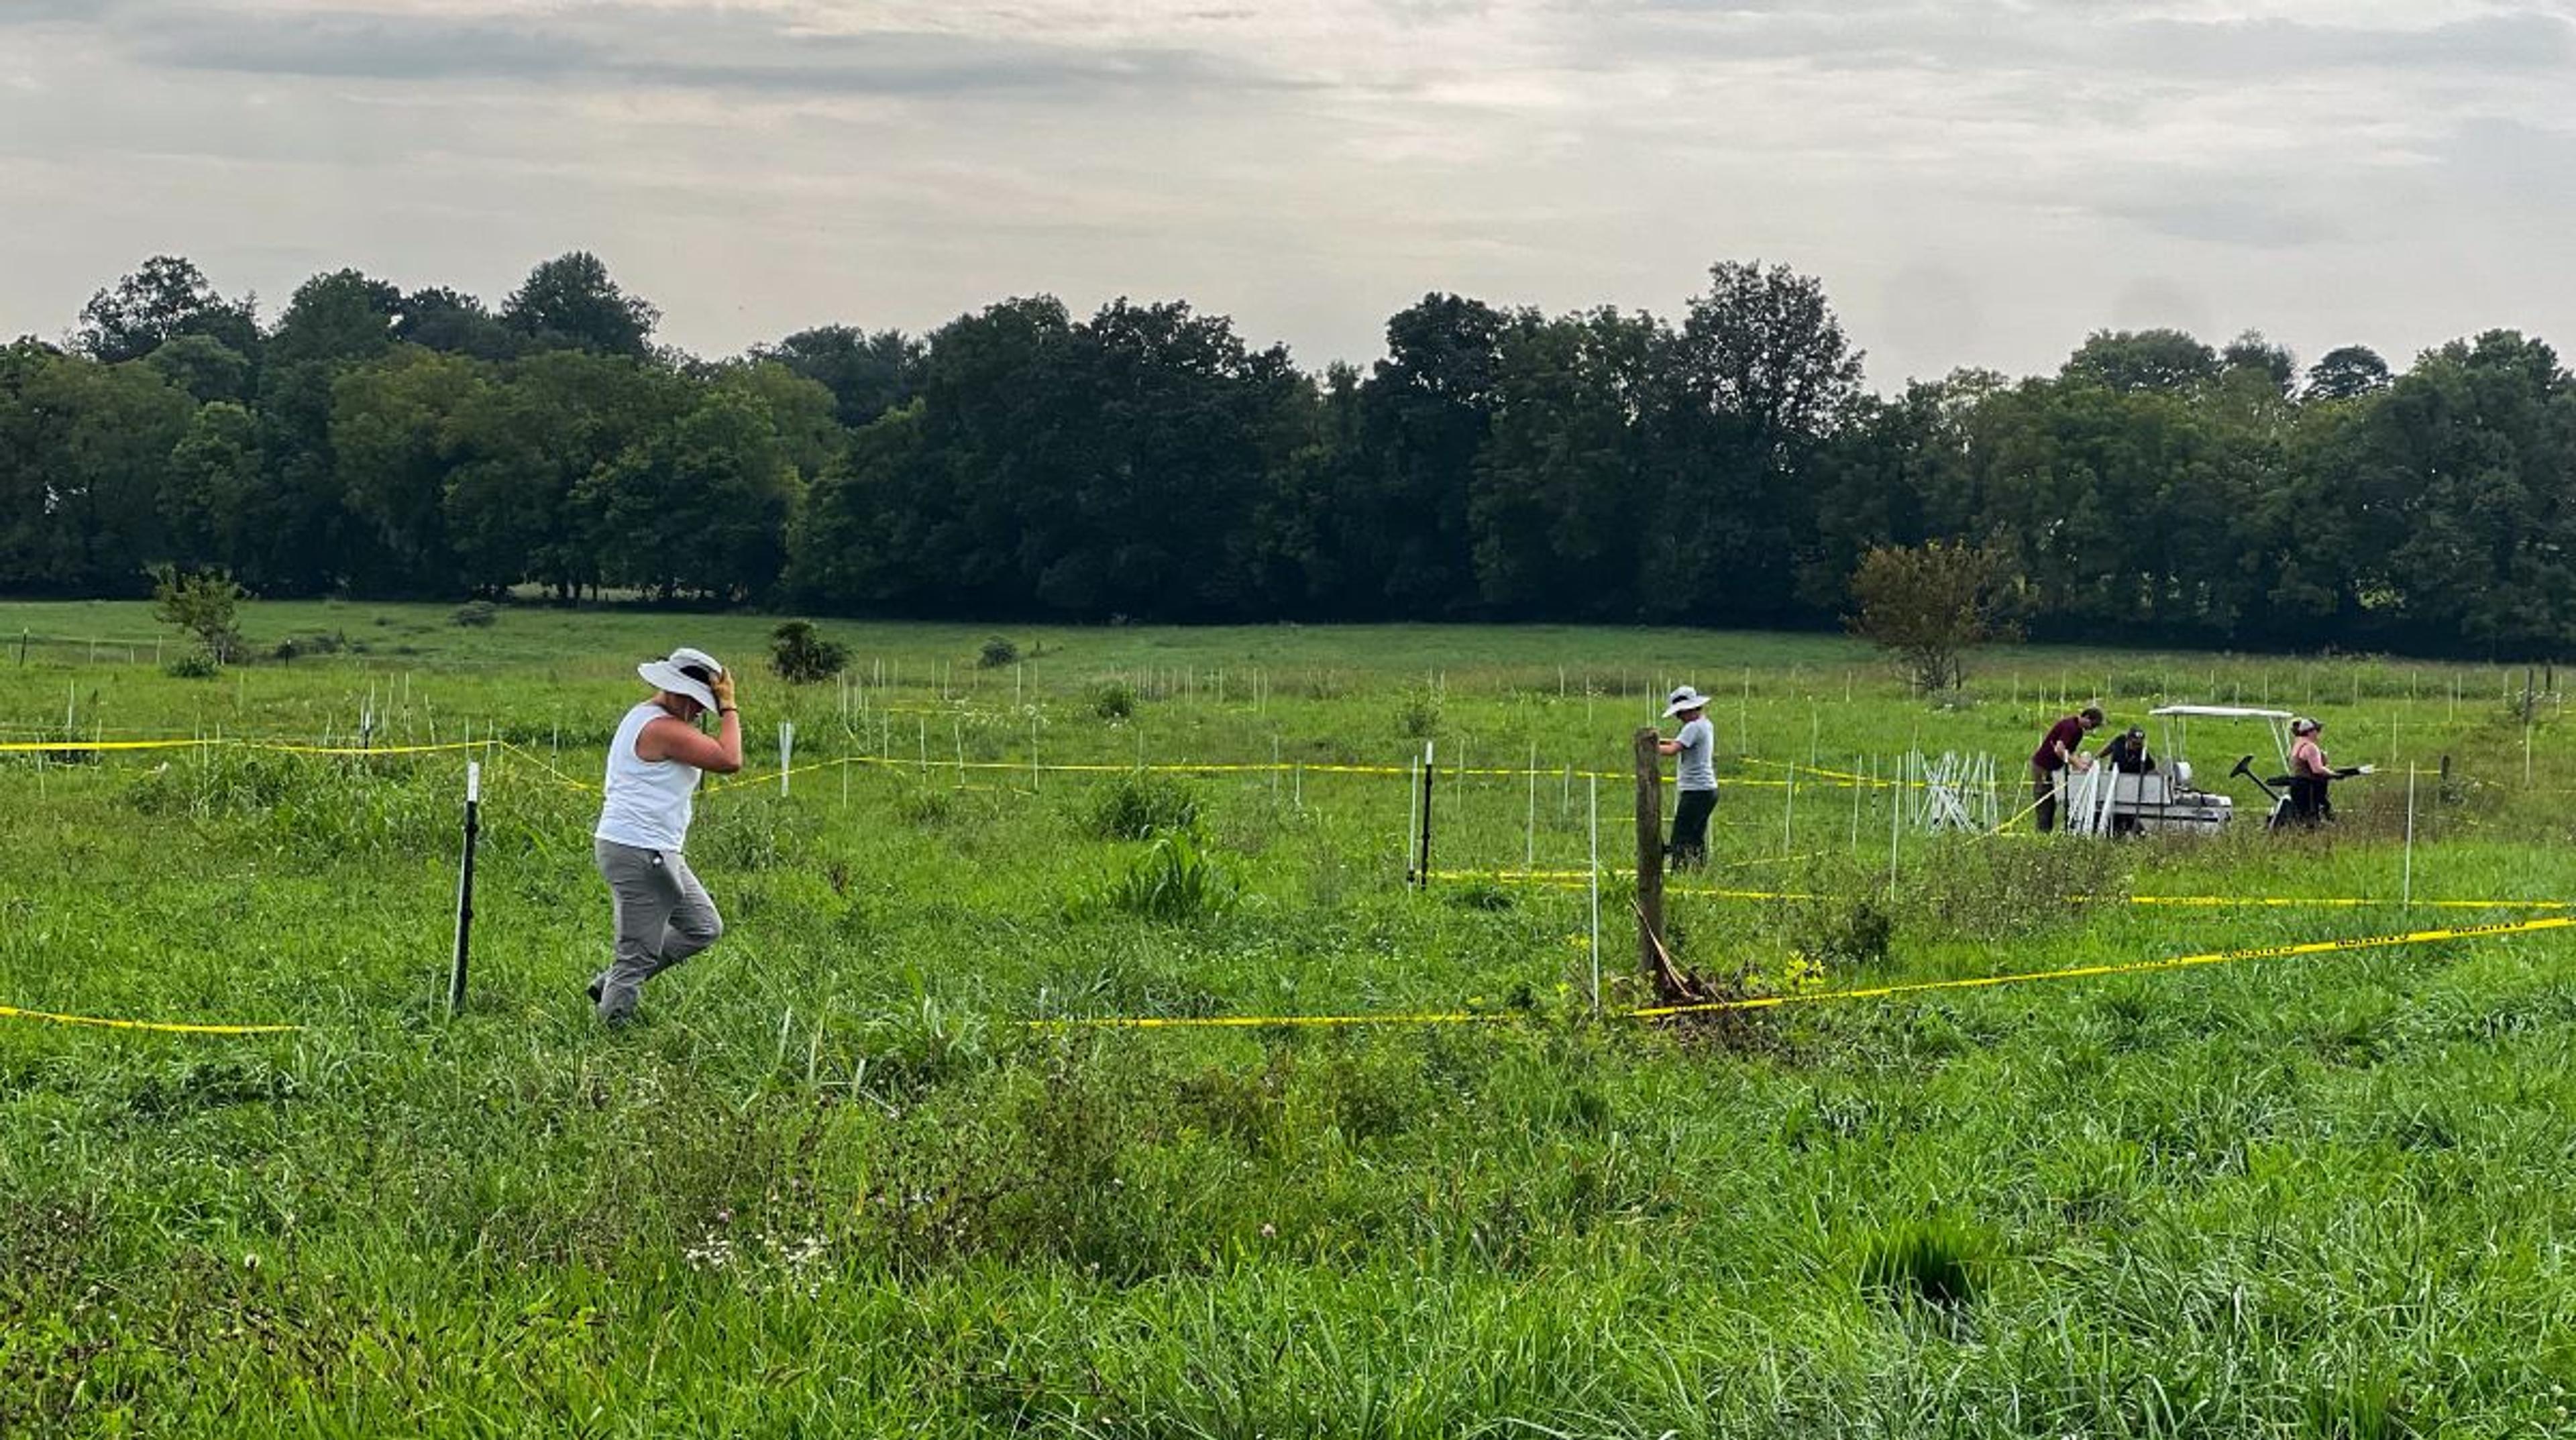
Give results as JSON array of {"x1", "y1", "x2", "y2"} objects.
[{"x1": 3, "y1": 602, "x2": 2574, "y2": 1435}]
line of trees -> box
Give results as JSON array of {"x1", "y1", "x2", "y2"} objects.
[{"x1": 5, "y1": 252, "x2": 2573, "y2": 654}]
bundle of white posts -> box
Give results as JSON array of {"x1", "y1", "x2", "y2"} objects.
[
  {"x1": 1909, "y1": 751, "x2": 1998, "y2": 833},
  {"x1": 2061, "y1": 763, "x2": 2120, "y2": 836}
]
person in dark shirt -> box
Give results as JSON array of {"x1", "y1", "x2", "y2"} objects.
[
  {"x1": 2098, "y1": 726, "x2": 2155, "y2": 774},
  {"x1": 2029, "y1": 706, "x2": 2103, "y2": 834}
]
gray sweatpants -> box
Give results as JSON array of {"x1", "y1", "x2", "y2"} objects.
[{"x1": 594, "y1": 838, "x2": 723, "y2": 1021}]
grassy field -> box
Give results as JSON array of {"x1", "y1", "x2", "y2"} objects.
[{"x1": 5, "y1": 599, "x2": 2576, "y2": 1437}]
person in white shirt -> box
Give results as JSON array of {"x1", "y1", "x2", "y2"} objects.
[
  {"x1": 590, "y1": 646, "x2": 744, "y2": 1023},
  {"x1": 1653, "y1": 685, "x2": 1719, "y2": 871}
]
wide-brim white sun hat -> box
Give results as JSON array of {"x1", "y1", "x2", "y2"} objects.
[
  {"x1": 638, "y1": 647, "x2": 725, "y2": 712},
  {"x1": 1664, "y1": 685, "x2": 1713, "y2": 718}
]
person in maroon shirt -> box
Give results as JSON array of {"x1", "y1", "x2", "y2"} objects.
[{"x1": 2029, "y1": 706, "x2": 2103, "y2": 833}]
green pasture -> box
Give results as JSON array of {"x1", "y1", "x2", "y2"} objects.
[{"x1": 4, "y1": 601, "x2": 2575, "y2": 1437}]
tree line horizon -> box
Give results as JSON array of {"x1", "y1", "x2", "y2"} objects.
[{"x1": 5, "y1": 250, "x2": 2572, "y2": 658}]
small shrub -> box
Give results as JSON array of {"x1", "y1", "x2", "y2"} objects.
[
  {"x1": 1858, "y1": 1217, "x2": 1992, "y2": 1310},
  {"x1": 1081, "y1": 773, "x2": 1199, "y2": 840},
  {"x1": 769, "y1": 620, "x2": 850, "y2": 683},
  {"x1": 977, "y1": 636, "x2": 1020, "y2": 669},
  {"x1": 1091, "y1": 681, "x2": 1136, "y2": 721},
  {"x1": 450, "y1": 600, "x2": 499, "y2": 628},
  {"x1": 896, "y1": 785, "x2": 958, "y2": 829},
  {"x1": 148, "y1": 563, "x2": 244, "y2": 665},
  {"x1": 1395, "y1": 685, "x2": 1442, "y2": 738},
  {"x1": 1808, "y1": 898, "x2": 1893, "y2": 968},
  {"x1": 1094, "y1": 834, "x2": 1240, "y2": 922},
  {"x1": 164, "y1": 649, "x2": 219, "y2": 679}
]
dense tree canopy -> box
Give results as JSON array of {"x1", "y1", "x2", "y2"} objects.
[{"x1": 7, "y1": 250, "x2": 2576, "y2": 656}]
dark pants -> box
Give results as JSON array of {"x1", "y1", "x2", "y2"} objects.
[
  {"x1": 2031, "y1": 763, "x2": 2062, "y2": 834},
  {"x1": 1668, "y1": 788, "x2": 1716, "y2": 871},
  {"x1": 2284, "y1": 775, "x2": 2330, "y2": 828}
]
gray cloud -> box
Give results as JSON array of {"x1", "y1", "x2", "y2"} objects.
[
  {"x1": 3, "y1": 0, "x2": 2574, "y2": 387},
  {"x1": 118, "y1": 3, "x2": 1293, "y2": 98}
]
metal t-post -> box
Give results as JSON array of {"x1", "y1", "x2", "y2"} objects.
[{"x1": 448, "y1": 762, "x2": 482, "y2": 1015}]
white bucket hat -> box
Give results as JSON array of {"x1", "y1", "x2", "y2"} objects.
[
  {"x1": 1663, "y1": 685, "x2": 1713, "y2": 718},
  {"x1": 638, "y1": 647, "x2": 725, "y2": 712}
]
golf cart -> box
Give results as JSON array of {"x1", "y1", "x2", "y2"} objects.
[{"x1": 2058, "y1": 704, "x2": 2286, "y2": 836}]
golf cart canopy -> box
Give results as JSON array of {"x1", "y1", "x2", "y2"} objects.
[{"x1": 2149, "y1": 705, "x2": 2296, "y2": 720}]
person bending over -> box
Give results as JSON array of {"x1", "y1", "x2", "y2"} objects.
[
  {"x1": 590, "y1": 646, "x2": 743, "y2": 1023},
  {"x1": 2029, "y1": 706, "x2": 2103, "y2": 834}
]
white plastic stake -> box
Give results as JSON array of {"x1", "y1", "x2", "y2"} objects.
[
  {"x1": 778, "y1": 721, "x2": 794, "y2": 795},
  {"x1": 2402, "y1": 762, "x2": 2418, "y2": 911},
  {"x1": 1525, "y1": 741, "x2": 1538, "y2": 871},
  {"x1": 1588, "y1": 774, "x2": 1601, "y2": 1015}
]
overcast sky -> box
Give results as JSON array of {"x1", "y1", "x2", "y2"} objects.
[{"x1": 3, "y1": 0, "x2": 2571, "y2": 386}]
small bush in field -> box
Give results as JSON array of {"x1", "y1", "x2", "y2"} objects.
[
  {"x1": 1091, "y1": 681, "x2": 1136, "y2": 721},
  {"x1": 451, "y1": 600, "x2": 499, "y2": 628},
  {"x1": 769, "y1": 620, "x2": 850, "y2": 683},
  {"x1": 978, "y1": 636, "x2": 1020, "y2": 669}
]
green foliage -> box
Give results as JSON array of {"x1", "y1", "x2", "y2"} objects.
[
  {"x1": 977, "y1": 636, "x2": 1019, "y2": 669},
  {"x1": 450, "y1": 600, "x2": 498, "y2": 628},
  {"x1": 1395, "y1": 684, "x2": 1443, "y2": 738},
  {"x1": 1089, "y1": 680, "x2": 1136, "y2": 720},
  {"x1": 13, "y1": 250, "x2": 2576, "y2": 659},
  {"x1": 146, "y1": 564, "x2": 244, "y2": 665},
  {"x1": 162, "y1": 649, "x2": 218, "y2": 679},
  {"x1": 767, "y1": 619, "x2": 849, "y2": 683},
  {"x1": 1091, "y1": 832, "x2": 1240, "y2": 922},
  {"x1": 1079, "y1": 772, "x2": 1199, "y2": 840},
  {"x1": 1847, "y1": 541, "x2": 2021, "y2": 693}
]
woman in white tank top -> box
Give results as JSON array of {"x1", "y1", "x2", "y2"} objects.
[{"x1": 590, "y1": 647, "x2": 745, "y2": 1023}]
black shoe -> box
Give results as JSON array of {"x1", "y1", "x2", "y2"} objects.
[{"x1": 586, "y1": 977, "x2": 603, "y2": 1005}]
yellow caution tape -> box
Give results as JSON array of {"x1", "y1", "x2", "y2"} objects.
[
  {"x1": 0, "y1": 738, "x2": 207, "y2": 753},
  {"x1": 1629, "y1": 915, "x2": 2575, "y2": 1019},
  {"x1": 0, "y1": 738, "x2": 487, "y2": 757},
  {"x1": 2114, "y1": 895, "x2": 2573, "y2": 911},
  {"x1": 1042, "y1": 915, "x2": 2573, "y2": 1031},
  {"x1": 1032, "y1": 1009, "x2": 1517, "y2": 1032},
  {"x1": 0, "y1": 1002, "x2": 301, "y2": 1035}
]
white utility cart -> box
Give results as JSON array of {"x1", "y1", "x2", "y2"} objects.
[{"x1": 2059, "y1": 704, "x2": 2296, "y2": 836}]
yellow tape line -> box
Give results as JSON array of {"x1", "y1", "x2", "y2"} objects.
[
  {"x1": 1040, "y1": 916, "x2": 2572, "y2": 1031},
  {"x1": 0, "y1": 1003, "x2": 301, "y2": 1036},
  {"x1": 0, "y1": 738, "x2": 206, "y2": 753},
  {"x1": 0, "y1": 738, "x2": 487, "y2": 757},
  {"x1": 1629, "y1": 915, "x2": 2575, "y2": 1018},
  {"x1": 1032, "y1": 1009, "x2": 1516, "y2": 1032},
  {"x1": 2117, "y1": 895, "x2": 2573, "y2": 911}
]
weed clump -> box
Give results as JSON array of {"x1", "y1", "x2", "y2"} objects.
[
  {"x1": 450, "y1": 600, "x2": 498, "y2": 628},
  {"x1": 1091, "y1": 834, "x2": 1240, "y2": 922},
  {"x1": 163, "y1": 649, "x2": 219, "y2": 679},
  {"x1": 1395, "y1": 685, "x2": 1442, "y2": 738},
  {"x1": 1089, "y1": 681, "x2": 1137, "y2": 721},
  {"x1": 1080, "y1": 773, "x2": 1198, "y2": 840},
  {"x1": 977, "y1": 636, "x2": 1019, "y2": 669}
]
